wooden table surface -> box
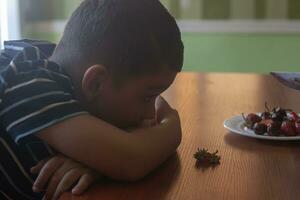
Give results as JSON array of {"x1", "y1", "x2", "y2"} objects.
[{"x1": 60, "y1": 72, "x2": 300, "y2": 200}]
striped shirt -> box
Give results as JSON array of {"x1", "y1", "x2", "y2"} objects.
[{"x1": 0, "y1": 39, "x2": 88, "y2": 199}]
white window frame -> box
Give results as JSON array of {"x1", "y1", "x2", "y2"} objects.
[
  {"x1": 0, "y1": 0, "x2": 21, "y2": 48},
  {"x1": 178, "y1": 20, "x2": 300, "y2": 33}
]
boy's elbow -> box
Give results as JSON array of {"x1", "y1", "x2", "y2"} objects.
[
  {"x1": 103, "y1": 164, "x2": 148, "y2": 182},
  {"x1": 122, "y1": 168, "x2": 147, "y2": 182},
  {"x1": 120, "y1": 159, "x2": 153, "y2": 181},
  {"x1": 120, "y1": 151, "x2": 181, "y2": 182},
  {"x1": 125, "y1": 137, "x2": 182, "y2": 182},
  {"x1": 101, "y1": 132, "x2": 182, "y2": 182},
  {"x1": 94, "y1": 156, "x2": 150, "y2": 182}
]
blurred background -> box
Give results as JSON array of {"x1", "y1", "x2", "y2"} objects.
[{"x1": 1, "y1": 0, "x2": 300, "y2": 73}]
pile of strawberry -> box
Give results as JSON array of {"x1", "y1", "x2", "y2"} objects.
[{"x1": 243, "y1": 103, "x2": 300, "y2": 136}]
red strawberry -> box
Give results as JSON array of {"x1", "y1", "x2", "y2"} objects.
[
  {"x1": 281, "y1": 121, "x2": 297, "y2": 136},
  {"x1": 261, "y1": 112, "x2": 271, "y2": 120},
  {"x1": 261, "y1": 119, "x2": 273, "y2": 127},
  {"x1": 246, "y1": 113, "x2": 262, "y2": 123},
  {"x1": 289, "y1": 112, "x2": 298, "y2": 122},
  {"x1": 253, "y1": 122, "x2": 267, "y2": 135},
  {"x1": 267, "y1": 121, "x2": 282, "y2": 136},
  {"x1": 295, "y1": 120, "x2": 300, "y2": 135},
  {"x1": 242, "y1": 113, "x2": 262, "y2": 128}
]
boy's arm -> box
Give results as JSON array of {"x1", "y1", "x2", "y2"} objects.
[{"x1": 36, "y1": 97, "x2": 181, "y2": 181}]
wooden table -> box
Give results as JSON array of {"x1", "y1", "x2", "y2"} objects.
[{"x1": 60, "y1": 72, "x2": 300, "y2": 200}]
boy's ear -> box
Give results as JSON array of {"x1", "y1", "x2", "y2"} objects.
[{"x1": 81, "y1": 64, "x2": 110, "y2": 101}]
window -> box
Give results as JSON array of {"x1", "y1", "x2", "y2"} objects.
[{"x1": 0, "y1": 0, "x2": 21, "y2": 48}]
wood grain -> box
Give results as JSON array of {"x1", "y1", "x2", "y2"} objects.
[{"x1": 60, "y1": 72, "x2": 300, "y2": 200}]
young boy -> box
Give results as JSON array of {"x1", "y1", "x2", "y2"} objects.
[{"x1": 0, "y1": 0, "x2": 184, "y2": 199}]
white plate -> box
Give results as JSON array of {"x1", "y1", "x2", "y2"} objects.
[{"x1": 223, "y1": 115, "x2": 300, "y2": 141}]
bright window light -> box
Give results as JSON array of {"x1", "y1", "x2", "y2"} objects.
[{"x1": 0, "y1": 0, "x2": 21, "y2": 48}]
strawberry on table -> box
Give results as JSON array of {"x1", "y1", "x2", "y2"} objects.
[{"x1": 281, "y1": 121, "x2": 297, "y2": 136}]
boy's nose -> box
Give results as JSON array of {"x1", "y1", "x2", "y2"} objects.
[{"x1": 144, "y1": 102, "x2": 156, "y2": 119}]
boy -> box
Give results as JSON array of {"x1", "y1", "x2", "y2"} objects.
[{"x1": 0, "y1": 0, "x2": 184, "y2": 199}]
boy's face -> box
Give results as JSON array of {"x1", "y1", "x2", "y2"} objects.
[{"x1": 88, "y1": 69, "x2": 177, "y2": 128}]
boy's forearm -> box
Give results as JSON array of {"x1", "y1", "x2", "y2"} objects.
[
  {"x1": 88, "y1": 119, "x2": 182, "y2": 181},
  {"x1": 38, "y1": 115, "x2": 181, "y2": 182}
]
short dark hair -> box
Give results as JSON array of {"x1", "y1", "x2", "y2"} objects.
[{"x1": 53, "y1": 0, "x2": 184, "y2": 80}]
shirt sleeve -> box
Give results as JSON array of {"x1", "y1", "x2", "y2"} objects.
[{"x1": 0, "y1": 62, "x2": 88, "y2": 144}]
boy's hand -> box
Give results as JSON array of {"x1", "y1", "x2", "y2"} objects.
[
  {"x1": 155, "y1": 96, "x2": 180, "y2": 125},
  {"x1": 31, "y1": 154, "x2": 100, "y2": 200},
  {"x1": 127, "y1": 96, "x2": 179, "y2": 131}
]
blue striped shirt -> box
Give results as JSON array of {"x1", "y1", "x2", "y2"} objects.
[{"x1": 0, "y1": 39, "x2": 88, "y2": 199}]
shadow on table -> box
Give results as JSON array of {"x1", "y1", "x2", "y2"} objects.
[
  {"x1": 194, "y1": 161, "x2": 220, "y2": 172},
  {"x1": 65, "y1": 153, "x2": 182, "y2": 200},
  {"x1": 223, "y1": 132, "x2": 300, "y2": 174}
]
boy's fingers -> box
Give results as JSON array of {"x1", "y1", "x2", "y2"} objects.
[
  {"x1": 52, "y1": 169, "x2": 82, "y2": 200},
  {"x1": 33, "y1": 156, "x2": 64, "y2": 192},
  {"x1": 155, "y1": 96, "x2": 172, "y2": 111},
  {"x1": 72, "y1": 172, "x2": 97, "y2": 195},
  {"x1": 30, "y1": 158, "x2": 49, "y2": 174},
  {"x1": 44, "y1": 162, "x2": 79, "y2": 200},
  {"x1": 155, "y1": 96, "x2": 173, "y2": 122}
]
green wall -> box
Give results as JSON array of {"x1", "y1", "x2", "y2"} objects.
[{"x1": 182, "y1": 33, "x2": 300, "y2": 73}]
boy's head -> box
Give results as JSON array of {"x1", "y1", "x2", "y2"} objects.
[{"x1": 51, "y1": 0, "x2": 184, "y2": 127}]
